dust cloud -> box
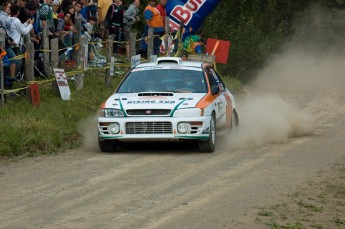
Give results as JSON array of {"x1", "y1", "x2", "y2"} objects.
[
  {"x1": 78, "y1": 115, "x2": 99, "y2": 152},
  {"x1": 223, "y1": 3, "x2": 345, "y2": 150}
]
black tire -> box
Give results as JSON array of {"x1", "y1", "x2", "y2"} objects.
[
  {"x1": 230, "y1": 109, "x2": 239, "y2": 133},
  {"x1": 98, "y1": 139, "x2": 117, "y2": 152},
  {"x1": 198, "y1": 114, "x2": 216, "y2": 152}
]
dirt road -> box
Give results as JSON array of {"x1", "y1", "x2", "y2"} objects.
[{"x1": 1, "y1": 88, "x2": 345, "y2": 229}]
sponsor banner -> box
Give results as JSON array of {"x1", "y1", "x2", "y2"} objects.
[{"x1": 167, "y1": 0, "x2": 221, "y2": 36}]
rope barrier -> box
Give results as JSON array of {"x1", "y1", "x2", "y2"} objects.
[{"x1": 1, "y1": 61, "x2": 128, "y2": 95}]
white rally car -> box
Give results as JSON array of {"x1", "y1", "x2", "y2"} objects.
[{"x1": 98, "y1": 57, "x2": 239, "y2": 152}]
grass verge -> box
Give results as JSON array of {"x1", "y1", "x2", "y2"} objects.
[{"x1": 0, "y1": 69, "x2": 123, "y2": 158}]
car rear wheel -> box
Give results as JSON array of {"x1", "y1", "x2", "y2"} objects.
[
  {"x1": 230, "y1": 109, "x2": 239, "y2": 133},
  {"x1": 98, "y1": 139, "x2": 117, "y2": 152},
  {"x1": 198, "y1": 114, "x2": 216, "y2": 153}
]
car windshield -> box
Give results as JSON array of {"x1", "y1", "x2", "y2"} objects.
[{"x1": 117, "y1": 69, "x2": 208, "y2": 93}]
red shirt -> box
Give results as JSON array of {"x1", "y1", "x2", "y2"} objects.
[{"x1": 156, "y1": 4, "x2": 166, "y2": 25}]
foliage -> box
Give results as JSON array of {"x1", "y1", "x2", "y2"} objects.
[
  {"x1": 0, "y1": 71, "x2": 124, "y2": 158},
  {"x1": 202, "y1": 0, "x2": 313, "y2": 82}
]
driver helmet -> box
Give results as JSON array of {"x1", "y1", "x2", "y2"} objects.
[{"x1": 184, "y1": 72, "x2": 198, "y2": 87}]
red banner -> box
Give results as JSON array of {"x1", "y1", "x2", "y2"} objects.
[{"x1": 206, "y1": 38, "x2": 231, "y2": 64}]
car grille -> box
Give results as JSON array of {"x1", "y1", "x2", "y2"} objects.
[
  {"x1": 126, "y1": 122, "x2": 173, "y2": 134},
  {"x1": 126, "y1": 109, "x2": 171, "y2": 116}
]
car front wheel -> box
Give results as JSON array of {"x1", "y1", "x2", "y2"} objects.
[{"x1": 198, "y1": 114, "x2": 216, "y2": 153}]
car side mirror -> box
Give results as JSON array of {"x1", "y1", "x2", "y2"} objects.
[{"x1": 211, "y1": 85, "x2": 220, "y2": 95}]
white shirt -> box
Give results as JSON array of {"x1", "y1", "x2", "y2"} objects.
[
  {"x1": 0, "y1": 11, "x2": 9, "y2": 27},
  {"x1": 5, "y1": 17, "x2": 33, "y2": 46}
]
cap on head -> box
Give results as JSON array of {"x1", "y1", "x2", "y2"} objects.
[{"x1": 52, "y1": 0, "x2": 60, "y2": 6}]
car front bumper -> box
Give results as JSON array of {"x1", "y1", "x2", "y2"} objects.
[{"x1": 98, "y1": 116, "x2": 212, "y2": 141}]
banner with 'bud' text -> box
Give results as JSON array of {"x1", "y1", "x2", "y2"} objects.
[{"x1": 166, "y1": 0, "x2": 221, "y2": 34}]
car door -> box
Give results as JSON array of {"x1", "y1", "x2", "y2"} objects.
[{"x1": 205, "y1": 67, "x2": 227, "y2": 126}]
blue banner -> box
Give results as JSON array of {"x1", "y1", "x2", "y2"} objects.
[{"x1": 166, "y1": 0, "x2": 221, "y2": 33}]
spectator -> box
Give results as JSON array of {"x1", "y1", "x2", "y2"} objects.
[
  {"x1": 123, "y1": 0, "x2": 140, "y2": 60},
  {"x1": 57, "y1": 12, "x2": 75, "y2": 60},
  {"x1": 5, "y1": 4, "x2": 33, "y2": 55},
  {"x1": 0, "y1": 0, "x2": 11, "y2": 26},
  {"x1": 156, "y1": 0, "x2": 166, "y2": 26},
  {"x1": 39, "y1": 0, "x2": 58, "y2": 37},
  {"x1": 5, "y1": 4, "x2": 33, "y2": 80},
  {"x1": 142, "y1": 0, "x2": 164, "y2": 56},
  {"x1": 52, "y1": 0, "x2": 62, "y2": 29},
  {"x1": 79, "y1": 0, "x2": 94, "y2": 20},
  {"x1": 61, "y1": 5, "x2": 76, "y2": 25},
  {"x1": 16, "y1": 0, "x2": 28, "y2": 23},
  {"x1": 84, "y1": 15, "x2": 96, "y2": 35},
  {"x1": 0, "y1": 3, "x2": 17, "y2": 81},
  {"x1": 25, "y1": 2, "x2": 40, "y2": 44},
  {"x1": 105, "y1": 0, "x2": 123, "y2": 55},
  {"x1": 74, "y1": 1, "x2": 87, "y2": 25},
  {"x1": 97, "y1": 0, "x2": 112, "y2": 39},
  {"x1": 61, "y1": 0, "x2": 73, "y2": 12},
  {"x1": 31, "y1": 0, "x2": 43, "y2": 60}
]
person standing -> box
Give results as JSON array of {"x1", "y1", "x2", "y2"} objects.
[
  {"x1": 0, "y1": 0, "x2": 11, "y2": 26},
  {"x1": 39, "y1": 0, "x2": 57, "y2": 37},
  {"x1": 5, "y1": 4, "x2": 33, "y2": 79},
  {"x1": 143, "y1": 0, "x2": 164, "y2": 56},
  {"x1": 5, "y1": 4, "x2": 33, "y2": 54},
  {"x1": 156, "y1": 0, "x2": 166, "y2": 26},
  {"x1": 105, "y1": 0, "x2": 123, "y2": 55},
  {"x1": 123, "y1": 0, "x2": 140, "y2": 60},
  {"x1": 0, "y1": 0, "x2": 17, "y2": 81},
  {"x1": 16, "y1": 0, "x2": 28, "y2": 23},
  {"x1": 97, "y1": 0, "x2": 112, "y2": 39}
]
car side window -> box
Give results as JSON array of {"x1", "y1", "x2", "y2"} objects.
[
  {"x1": 206, "y1": 67, "x2": 220, "y2": 94},
  {"x1": 206, "y1": 68, "x2": 216, "y2": 87},
  {"x1": 210, "y1": 69, "x2": 225, "y2": 92}
]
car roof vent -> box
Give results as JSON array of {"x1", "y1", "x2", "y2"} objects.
[{"x1": 156, "y1": 57, "x2": 183, "y2": 65}]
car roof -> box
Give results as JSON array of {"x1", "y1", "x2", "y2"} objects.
[{"x1": 134, "y1": 57, "x2": 206, "y2": 69}]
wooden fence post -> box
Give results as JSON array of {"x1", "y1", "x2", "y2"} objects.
[
  {"x1": 179, "y1": 21, "x2": 184, "y2": 58},
  {"x1": 25, "y1": 42, "x2": 35, "y2": 81},
  {"x1": 76, "y1": 35, "x2": 85, "y2": 91},
  {"x1": 50, "y1": 38, "x2": 59, "y2": 94},
  {"x1": 164, "y1": 17, "x2": 170, "y2": 57},
  {"x1": 129, "y1": 32, "x2": 136, "y2": 59},
  {"x1": 147, "y1": 28, "x2": 153, "y2": 59},
  {"x1": 42, "y1": 26, "x2": 50, "y2": 76},
  {"x1": 105, "y1": 34, "x2": 114, "y2": 86},
  {"x1": 73, "y1": 17, "x2": 82, "y2": 61},
  {"x1": 50, "y1": 38, "x2": 59, "y2": 70}
]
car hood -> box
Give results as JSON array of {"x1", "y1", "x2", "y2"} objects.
[{"x1": 104, "y1": 93, "x2": 207, "y2": 110}]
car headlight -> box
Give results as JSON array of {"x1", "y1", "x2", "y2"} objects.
[
  {"x1": 108, "y1": 123, "x2": 120, "y2": 134},
  {"x1": 99, "y1": 108, "x2": 124, "y2": 117},
  {"x1": 177, "y1": 122, "x2": 190, "y2": 134}
]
